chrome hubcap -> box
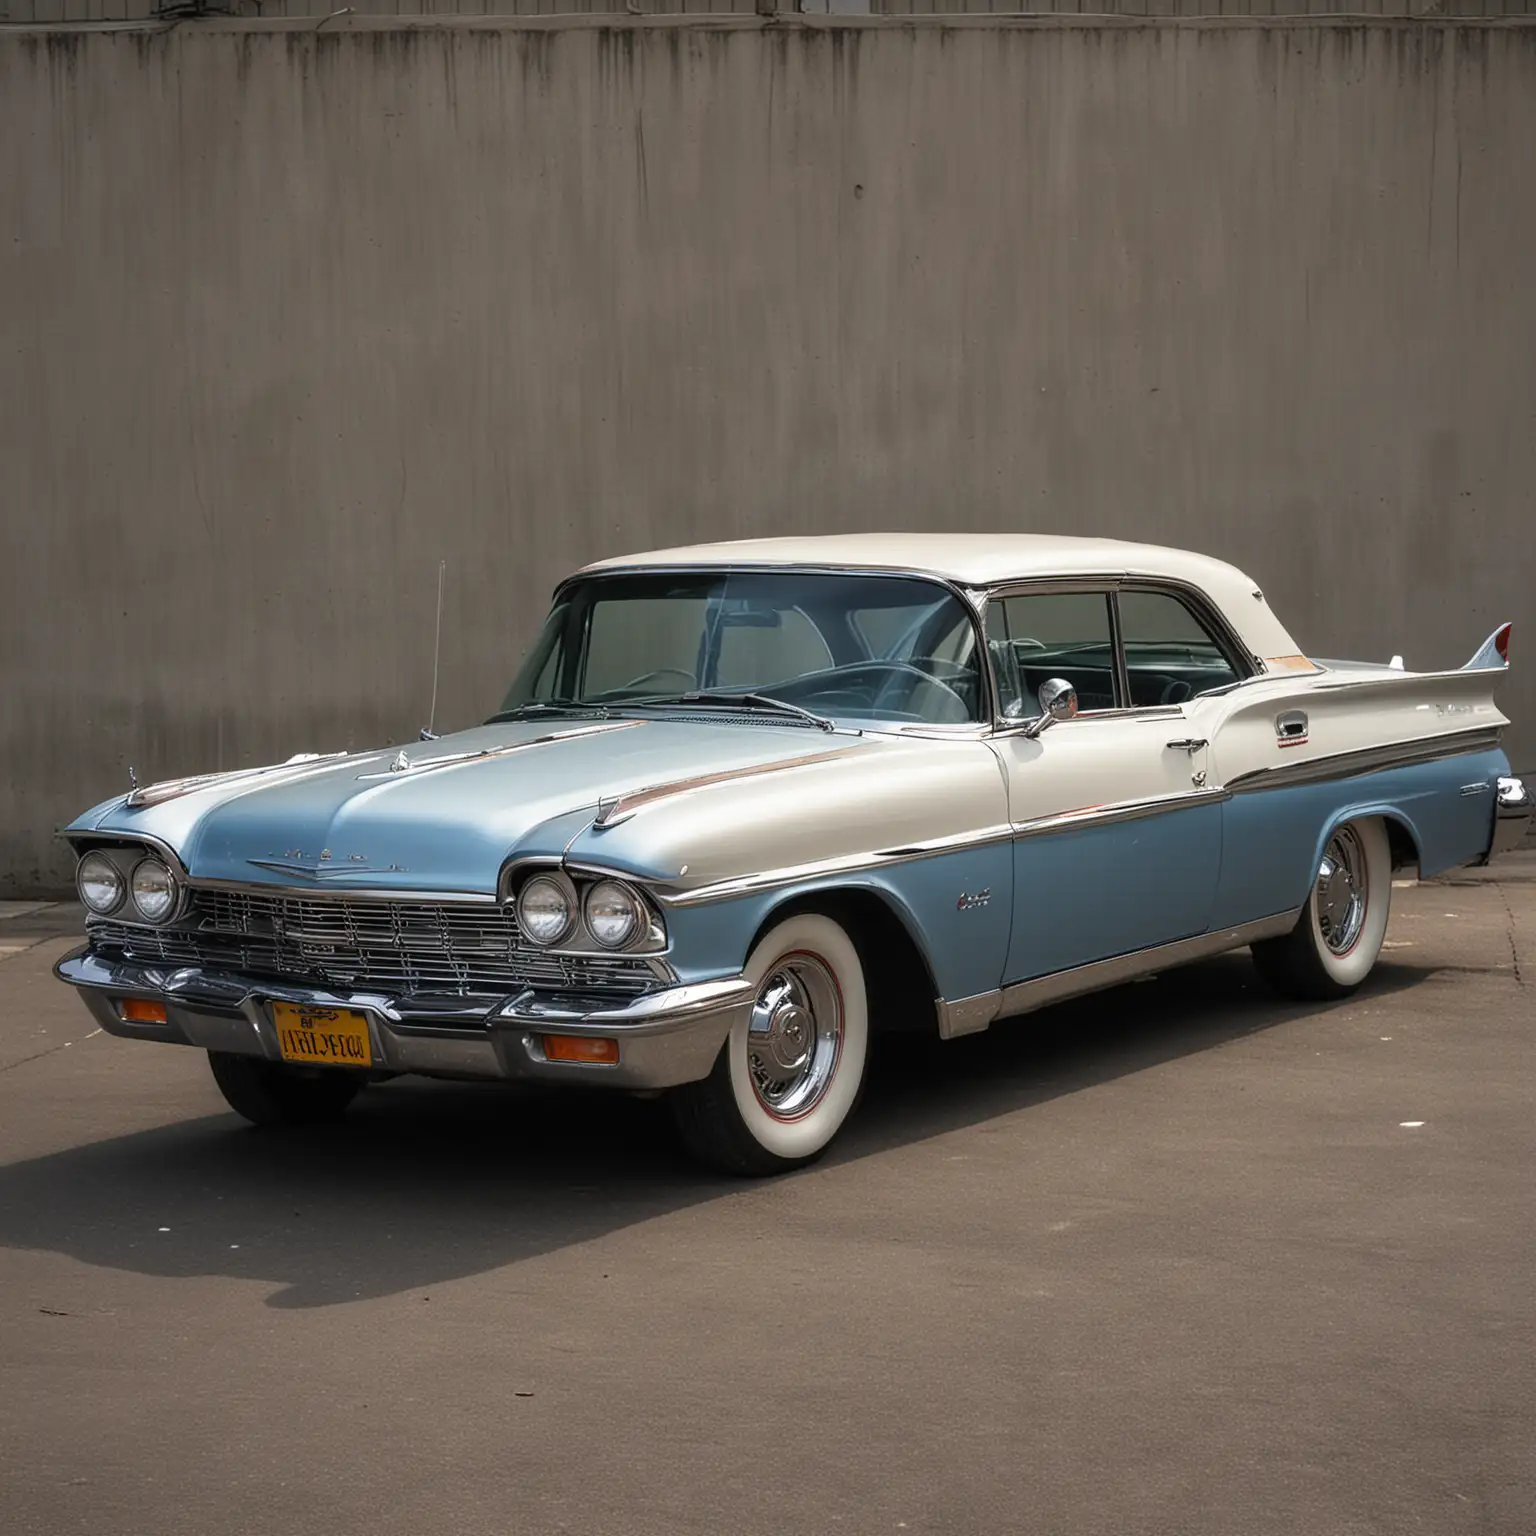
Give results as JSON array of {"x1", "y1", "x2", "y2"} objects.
[
  {"x1": 1315, "y1": 827, "x2": 1368, "y2": 956},
  {"x1": 747, "y1": 955, "x2": 842, "y2": 1119}
]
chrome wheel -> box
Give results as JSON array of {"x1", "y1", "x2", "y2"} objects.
[
  {"x1": 1315, "y1": 827, "x2": 1368, "y2": 956},
  {"x1": 746, "y1": 953, "x2": 843, "y2": 1120}
]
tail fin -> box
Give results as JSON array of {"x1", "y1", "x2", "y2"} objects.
[{"x1": 1463, "y1": 623, "x2": 1512, "y2": 670}]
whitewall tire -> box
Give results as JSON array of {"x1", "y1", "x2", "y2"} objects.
[
  {"x1": 1252, "y1": 816, "x2": 1393, "y2": 1000},
  {"x1": 669, "y1": 911, "x2": 870, "y2": 1176}
]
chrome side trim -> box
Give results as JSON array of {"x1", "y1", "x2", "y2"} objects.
[
  {"x1": 1225, "y1": 727, "x2": 1505, "y2": 795},
  {"x1": 1306, "y1": 665, "x2": 1510, "y2": 694},
  {"x1": 1011, "y1": 787, "x2": 1230, "y2": 839},
  {"x1": 656, "y1": 823, "x2": 1015, "y2": 907},
  {"x1": 938, "y1": 910, "x2": 1302, "y2": 1039},
  {"x1": 592, "y1": 744, "x2": 869, "y2": 829},
  {"x1": 873, "y1": 824, "x2": 1015, "y2": 858},
  {"x1": 659, "y1": 785, "x2": 1228, "y2": 908}
]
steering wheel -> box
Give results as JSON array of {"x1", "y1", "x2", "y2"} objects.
[
  {"x1": 776, "y1": 660, "x2": 969, "y2": 718},
  {"x1": 790, "y1": 689, "x2": 875, "y2": 715},
  {"x1": 901, "y1": 657, "x2": 975, "y2": 683},
  {"x1": 621, "y1": 667, "x2": 698, "y2": 692},
  {"x1": 862, "y1": 661, "x2": 969, "y2": 718}
]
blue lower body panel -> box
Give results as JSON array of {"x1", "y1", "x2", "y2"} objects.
[
  {"x1": 1006, "y1": 801, "x2": 1223, "y2": 984},
  {"x1": 661, "y1": 839, "x2": 1015, "y2": 1002},
  {"x1": 1215, "y1": 747, "x2": 1508, "y2": 928}
]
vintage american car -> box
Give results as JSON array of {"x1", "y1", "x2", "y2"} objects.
[{"x1": 56, "y1": 535, "x2": 1529, "y2": 1174}]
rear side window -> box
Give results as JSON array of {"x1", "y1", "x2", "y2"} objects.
[
  {"x1": 1117, "y1": 590, "x2": 1241, "y2": 706},
  {"x1": 985, "y1": 592, "x2": 1119, "y2": 718}
]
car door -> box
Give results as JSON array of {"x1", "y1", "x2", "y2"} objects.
[{"x1": 986, "y1": 585, "x2": 1235, "y2": 985}]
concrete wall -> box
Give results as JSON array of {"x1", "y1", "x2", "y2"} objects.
[
  {"x1": 6, "y1": 1, "x2": 1532, "y2": 22},
  {"x1": 2, "y1": 16, "x2": 1533, "y2": 894}
]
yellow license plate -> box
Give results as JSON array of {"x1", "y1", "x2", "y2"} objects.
[{"x1": 273, "y1": 1003, "x2": 373, "y2": 1068}]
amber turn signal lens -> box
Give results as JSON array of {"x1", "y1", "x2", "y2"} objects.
[
  {"x1": 541, "y1": 1034, "x2": 619, "y2": 1065},
  {"x1": 118, "y1": 998, "x2": 168, "y2": 1025}
]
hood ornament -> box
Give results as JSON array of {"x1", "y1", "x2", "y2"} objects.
[
  {"x1": 122, "y1": 753, "x2": 348, "y2": 810},
  {"x1": 355, "y1": 721, "x2": 644, "y2": 783}
]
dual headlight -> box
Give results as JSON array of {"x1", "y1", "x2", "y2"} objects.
[
  {"x1": 77, "y1": 850, "x2": 179, "y2": 924},
  {"x1": 515, "y1": 874, "x2": 653, "y2": 951}
]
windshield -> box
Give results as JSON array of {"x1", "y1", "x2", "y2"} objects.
[{"x1": 498, "y1": 570, "x2": 984, "y2": 727}]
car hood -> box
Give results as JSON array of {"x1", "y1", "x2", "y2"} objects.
[{"x1": 73, "y1": 718, "x2": 882, "y2": 896}]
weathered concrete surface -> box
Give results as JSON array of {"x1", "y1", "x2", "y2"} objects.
[
  {"x1": 2, "y1": 859, "x2": 1533, "y2": 1533},
  {"x1": 3, "y1": 18, "x2": 1534, "y2": 893}
]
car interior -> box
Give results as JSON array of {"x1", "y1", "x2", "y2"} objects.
[{"x1": 989, "y1": 588, "x2": 1243, "y2": 716}]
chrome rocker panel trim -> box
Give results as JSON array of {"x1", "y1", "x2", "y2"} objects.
[
  {"x1": 54, "y1": 947, "x2": 751, "y2": 1092},
  {"x1": 935, "y1": 909, "x2": 1303, "y2": 1039}
]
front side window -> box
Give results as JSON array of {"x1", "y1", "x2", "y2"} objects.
[
  {"x1": 500, "y1": 570, "x2": 984, "y2": 727},
  {"x1": 1117, "y1": 589, "x2": 1241, "y2": 705},
  {"x1": 986, "y1": 591, "x2": 1119, "y2": 719}
]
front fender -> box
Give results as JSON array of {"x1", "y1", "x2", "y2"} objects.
[{"x1": 656, "y1": 839, "x2": 1013, "y2": 1004}]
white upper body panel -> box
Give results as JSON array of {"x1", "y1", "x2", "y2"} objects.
[{"x1": 580, "y1": 533, "x2": 1305, "y2": 666}]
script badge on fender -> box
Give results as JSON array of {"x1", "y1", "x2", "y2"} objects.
[{"x1": 272, "y1": 1003, "x2": 373, "y2": 1067}]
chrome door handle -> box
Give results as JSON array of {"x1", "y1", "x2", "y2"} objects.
[{"x1": 1166, "y1": 738, "x2": 1208, "y2": 753}]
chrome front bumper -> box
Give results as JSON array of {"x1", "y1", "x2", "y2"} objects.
[
  {"x1": 55, "y1": 948, "x2": 751, "y2": 1091},
  {"x1": 1490, "y1": 775, "x2": 1532, "y2": 859}
]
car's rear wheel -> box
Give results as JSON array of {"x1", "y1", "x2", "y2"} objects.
[
  {"x1": 1252, "y1": 816, "x2": 1393, "y2": 1000},
  {"x1": 669, "y1": 911, "x2": 869, "y2": 1177},
  {"x1": 208, "y1": 1051, "x2": 363, "y2": 1127}
]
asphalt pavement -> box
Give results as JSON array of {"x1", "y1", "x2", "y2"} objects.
[{"x1": 2, "y1": 861, "x2": 1532, "y2": 1536}]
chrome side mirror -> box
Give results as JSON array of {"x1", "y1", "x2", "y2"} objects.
[{"x1": 1022, "y1": 678, "x2": 1078, "y2": 738}]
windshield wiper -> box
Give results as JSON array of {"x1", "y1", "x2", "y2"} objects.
[
  {"x1": 485, "y1": 700, "x2": 612, "y2": 724},
  {"x1": 624, "y1": 691, "x2": 836, "y2": 732}
]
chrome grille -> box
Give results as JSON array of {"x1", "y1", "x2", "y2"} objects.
[{"x1": 86, "y1": 889, "x2": 660, "y2": 998}]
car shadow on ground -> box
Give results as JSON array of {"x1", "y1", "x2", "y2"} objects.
[{"x1": 0, "y1": 953, "x2": 1428, "y2": 1309}]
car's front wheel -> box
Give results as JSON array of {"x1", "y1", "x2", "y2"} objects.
[
  {"x1": 1252, "y1": 816, "x2": 1393, "y2": 1000},
  {"x1": 208, "y1": 1051, "x2": 364, "y2": 1127},
  {"x1": 669, "y1": 911, "x2": 870, "y2": 1176}
]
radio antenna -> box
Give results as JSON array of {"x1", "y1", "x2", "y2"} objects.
[{"x1": 421, "y1": 560, "x2": 446, "y2": 742}]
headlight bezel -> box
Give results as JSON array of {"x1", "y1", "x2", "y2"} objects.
[
  {"x1": 77, "y1": 851, "x2": 126, "y2": 916},
  {"x1": 129, "y1": 856, "x2": 180, "y2": 925},
  {"x1": 504, "y1": 863, "x2": 665, "y2": 955},
  {"x1": 73, "y1": 840, "x2": 188, "y2": 925},
  {"x1": 583, "y1": 879, "x2": 646, "y2": 950}
]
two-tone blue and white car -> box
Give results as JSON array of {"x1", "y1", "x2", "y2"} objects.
[{"x1": 55, "y1": 535, "x2": 1529, "y2": 1174}]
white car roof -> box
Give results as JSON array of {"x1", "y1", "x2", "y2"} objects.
[{"x1": 580, "y1": 533, "x2": 1304, "y2": 662}]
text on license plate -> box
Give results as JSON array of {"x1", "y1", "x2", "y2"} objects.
[{"x1": 273, "y1": 1003, "x2": 373, "y2": 1067}]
